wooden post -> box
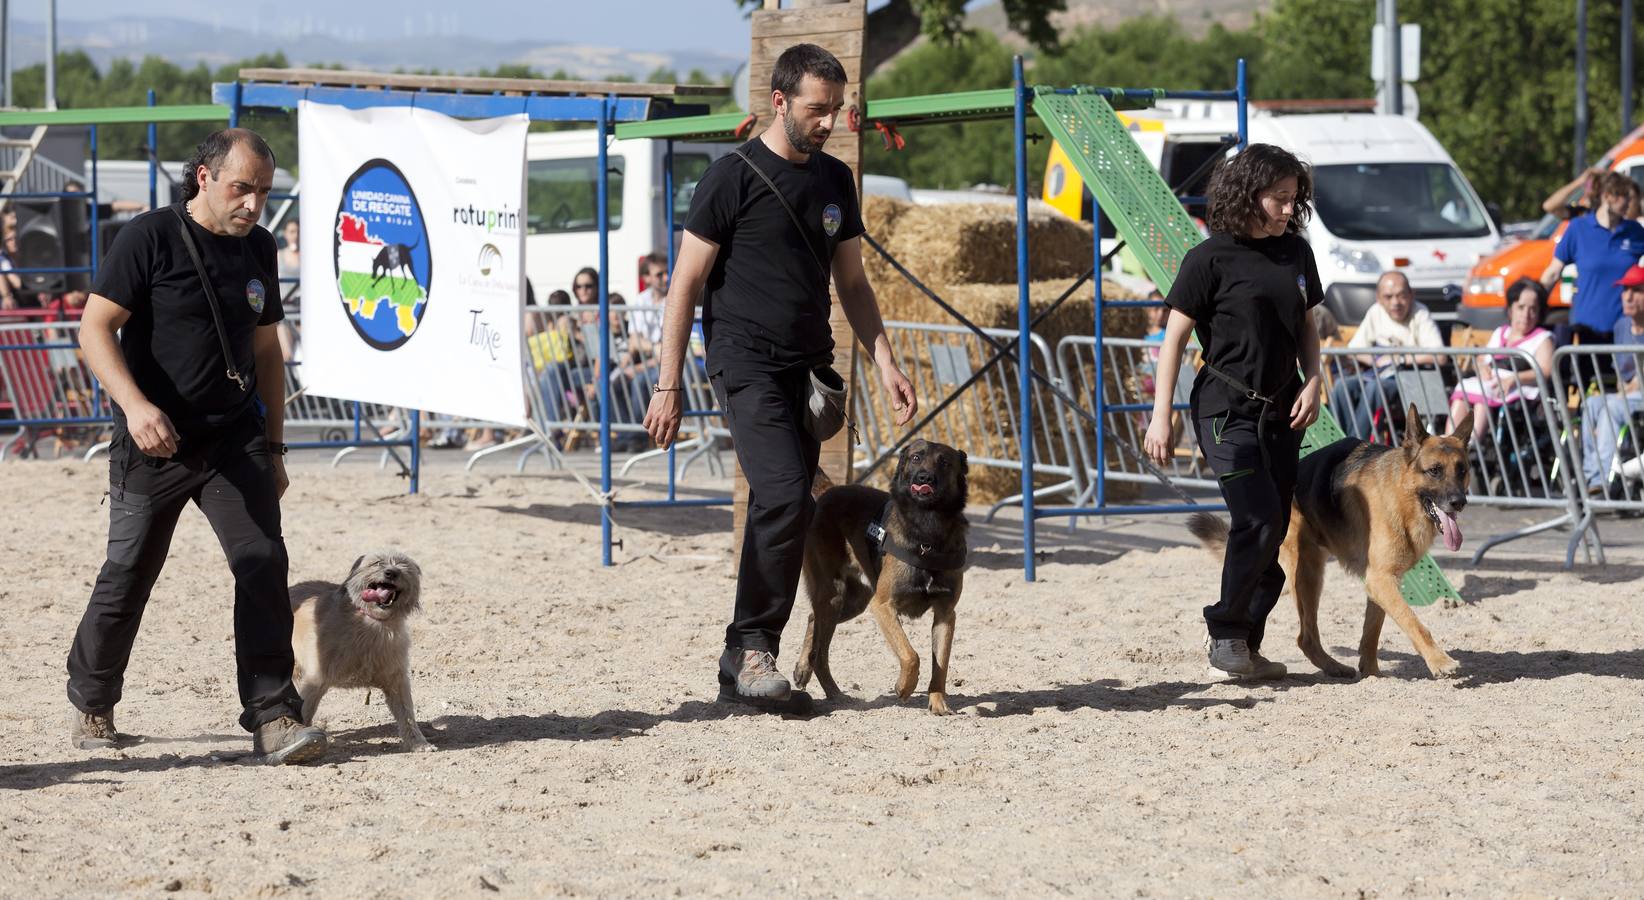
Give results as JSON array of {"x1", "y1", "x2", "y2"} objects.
[{"x1": 732, "y1": 0, "x2": 866, "y2": 567}]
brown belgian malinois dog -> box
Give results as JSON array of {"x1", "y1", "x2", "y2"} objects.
[
  {"x1": 1190, "y1": 405, "x2": 1473, "y2": 679},
  {"x1": 794, "y1": 439, "x2": 970, "y2": 714}
]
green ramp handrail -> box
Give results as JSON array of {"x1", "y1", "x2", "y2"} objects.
[
  {"x1": 1030, "y1": 88, "x2": 1204, "y2": 292},
  {"x1": 1034, "y1": 87, "x2": 1460, "y2": 608}
]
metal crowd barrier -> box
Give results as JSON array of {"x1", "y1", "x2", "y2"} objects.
[
  {"x1": 0, "y1": 320, "x2": 112, "y2": 460},
  {"x1": 1550, "y1": 344, "x2": 1644, "y2": 566},
  {"x1": 1315, "y1": 344, "x2": 1593, "y2": 566},
  {"x1": 852, "y1": 320, "x2": 1084, "y2": 515},
  {"x1": 1055, "y1": 335, "x2": 1220, "y2": 511},
  {"x1": 473, "y1": 304, "x2": 731, "y2": 487}
]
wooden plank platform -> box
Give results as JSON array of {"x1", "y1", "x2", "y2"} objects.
[{"x1": 238, "y1": 68, "x2": 729, "y2": 99}]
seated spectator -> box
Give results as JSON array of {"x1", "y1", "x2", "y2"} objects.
[
  {"x1": 277, "y1": 219, "x2": 301, "y2": 308},
  {"x1": 571, "y1": 267, "x2": 600, "y2": 325},
  {"x1": 1447, "y1": 278, "x2": 1555, "y2": 441},
  {"x1": 1, "y1": 225, "x2": 26, "y2": 310},
  {"x1": 526, "y1": 309, "x2": 588, "y2": 422},
  {"x1": 1328, "y1": 271, "x2": 1445, "y2": 439},
  {"x1": 1581, "y1": 265, "x2": 1644, "y2": 494},
  {"x1": 630, "y1": 251, "x2": 669, "y2": 357}
]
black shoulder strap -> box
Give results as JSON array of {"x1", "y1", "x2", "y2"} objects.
[
  {"x1": 732, "y1": 147, "x2": 832, "y2": 284},
  {"x1": 170, "y1": 206, "x2": 248, "y2": 392}
]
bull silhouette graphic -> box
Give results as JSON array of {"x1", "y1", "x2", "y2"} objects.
[{"x1": 370, "y1": 233, "x2": 422, "y2": 289}]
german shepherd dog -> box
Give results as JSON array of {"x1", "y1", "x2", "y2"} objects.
[
  {"x1": 794, "y1": 440, "x2": 970, "y2": 715},
  {"x1": 1189, "y1": 406, "x2": 1472, "y2": 679}
]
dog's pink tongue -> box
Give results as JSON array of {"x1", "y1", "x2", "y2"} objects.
[
  {"x1": 911, "y1": 483, "x2": 934, "y2": 496},
  {"x1": 1436, "y1": 508, "x2": 1463, "y2": 552},
  {"x1": 362, "y1": 587, "x2": 389, "y2": 604}
]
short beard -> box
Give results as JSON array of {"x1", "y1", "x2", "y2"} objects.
[{"x1": 782, "y1": 113, "x2": 822, "y2": 155}]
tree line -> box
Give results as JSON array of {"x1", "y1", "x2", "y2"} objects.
[{"x1": 4, "y1": 0, "x2": 1638, "y2": 220}]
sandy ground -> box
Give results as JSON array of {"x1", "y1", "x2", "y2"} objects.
[{"x1": 3, "y1": 449, "x2": 1644, "y2": 898}]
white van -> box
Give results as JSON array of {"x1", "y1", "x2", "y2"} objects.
[
  {"x1": 1045, "y1": 107, "x2": 1500, "y2": 324},
  {"x1": 524, "y1": 130, "x2": 736, "y2": 302},
  {"x1": 1253, "y1": 114, "x2": 1499, "y2": 324}
]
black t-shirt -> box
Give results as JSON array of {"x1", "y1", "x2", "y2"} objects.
[
  {"x1": 93, "y1": 204, "x2": 281, "y2": 437},
  {"x1": 1165, "y1": 231, "x2": 1322, "y2": 420},
  {"x1": 683, "y1": 137, "x2": 864, "y2": 374}
]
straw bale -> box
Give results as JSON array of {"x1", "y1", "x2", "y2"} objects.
[
  {"x1": 862, "y1": 196, "x2": 1097, "y2": 288},
  {"x1": 853, "y1": 279, "x2": 1149, "y2": 505}
]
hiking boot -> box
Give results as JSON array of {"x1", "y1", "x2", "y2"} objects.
[
  {"x1": 1245, "y1": 649, "x2": 1288, "y2": 681},
  {"x1": 70, "y1": 708, "x2": 120, "y2": 750},
  {"x1": 253, "y1": 716, "x2": 329, "y2": 765},
  {"x1": 717, "y1": 648, "x2": 793, "y2": 708},
  {"x1": 1206, "y1": 637, "x2": 1256, "y2": 677}
]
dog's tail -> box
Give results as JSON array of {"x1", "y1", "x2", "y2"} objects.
[{"x1": 1186, "y1": 512, "x2": 1230, "y2": 554}]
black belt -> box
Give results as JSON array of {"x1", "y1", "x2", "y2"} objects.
[{"x1": 1202, "y1": 362, "x2": 1282, "y2": 470}]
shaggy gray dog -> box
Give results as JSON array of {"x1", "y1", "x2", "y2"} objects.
[{"x1": 290, "y1": 551, "x2": 433, "y2": 751}]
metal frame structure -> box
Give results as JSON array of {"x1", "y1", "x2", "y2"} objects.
[
  {"x1": 615, "y1": 59, "x2": 1248, "y2": 579},
  {"x1": 1, "y1": 65, "x2": 1244, "y2": 575}
]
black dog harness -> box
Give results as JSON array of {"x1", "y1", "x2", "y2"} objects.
[{"x1": 865, "y1": 501, "x2": 967, "y2": 594}]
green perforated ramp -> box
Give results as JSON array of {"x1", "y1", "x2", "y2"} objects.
[
  {"x1": 1031, "y1": 89, "x2": 1205, "y2": 292},
  {"x1": 1302, "y1": 414, "x2": 1461, "y2": 608},
  {"x1": 1035, "y1": 87, "x2": 1460, "y2": 608}
]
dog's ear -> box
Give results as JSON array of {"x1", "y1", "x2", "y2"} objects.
[
  {"x1": 1448, "y1": 408, "x2": 1475, "y2": 445},
  {"x1": 1402, "y1": 404, "x2": 1429, "y2": 458},
  {"x1": 348, "y1": 555, "x2": 365, "y2": 575}
]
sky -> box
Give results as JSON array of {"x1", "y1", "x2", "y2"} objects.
[{"x1": 10, "y1": 1, "x2": 763, "y2": 54}]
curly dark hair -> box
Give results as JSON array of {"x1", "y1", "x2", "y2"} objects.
[
  {"x1": 1205, "y1": 143, "x2": 1313, "y2": 237},
  {"x1": 181, "y1": 128, "x2": 275, "y2": 202}
]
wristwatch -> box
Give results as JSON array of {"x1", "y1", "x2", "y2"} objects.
[{"x1": 271, "y1": 442, "x2": 289, "y2": 456}]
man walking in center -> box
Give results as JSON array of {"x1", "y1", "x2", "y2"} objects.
[
  {"x1": 644, "y1": 43, "x2": 917, "y2": 711},
  {"x1": 65, "y1": 128, "x2": 324, "y2": 763}
]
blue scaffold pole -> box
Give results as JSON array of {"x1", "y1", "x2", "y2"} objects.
[
  {"x1": 1092, "y1": 186, "x2": 1105, "y2": 511},
  {"x1": 409, "y1": 410, "x2": 420, "y2": 494},
  {"x1": 146, "y1": 90, "x2": 159, "y2": 212},
  {"x1": 598, "y1": 96, "x2": 614, "y2": 566},
  {"x1": 89, "y1": 125, "x2": 100, "y2": 275},
  {"x1": 1012, "y1": 55, "x2": 1036, "y2": 582},
  {"x1": 663, "y1": 137, "x2": 678, "y2": 501},
  {"x1": 1236, "y1": 59, "x2": 1249, "y2": 151}
]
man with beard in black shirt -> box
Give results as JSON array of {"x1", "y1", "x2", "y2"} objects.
[
  {"x1": 65, "y1": 128, "x2": 324, "y2": 764},
  {"x1": 644, "y1": 43, "x2": 917, "y2": 711}
]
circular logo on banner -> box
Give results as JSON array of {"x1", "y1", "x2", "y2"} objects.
[
  {"x1": 822, "y1": 203, "x2": 842, "y2": 237},
  {"x1": 333, "y1": 159, "x2": 432, "y2": 351}
]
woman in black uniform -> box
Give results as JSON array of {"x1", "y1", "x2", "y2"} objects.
[{"x1": 1144, "y1": 143, "x2": 1323, "y2": 680}]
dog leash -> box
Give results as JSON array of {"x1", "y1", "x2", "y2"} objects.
[
  {"x1": 1199, "y1": 361, "x2": 1284, "y2": 470},
  {"x1": 171, "y1": 206, "x2": 250, "y2": 393}
]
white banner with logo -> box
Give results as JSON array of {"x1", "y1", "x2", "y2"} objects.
[{"x1": 298, "y1": 101, "x2": 528, "y2": 426}]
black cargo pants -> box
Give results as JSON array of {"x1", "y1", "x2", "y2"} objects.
[
  {"x1": 1194, "y1": 410, "x2": 1303, "y2": 653},
  {"x1": 710, "y1": 364, "x2": 822, "y2": 661},
  {"x1": 66, "y1": 413, "x2": 304, "y2": 732}
]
